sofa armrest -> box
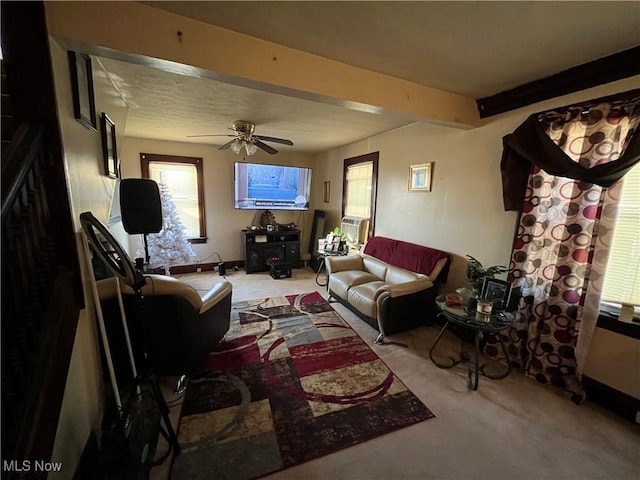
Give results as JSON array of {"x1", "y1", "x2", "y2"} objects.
[
  {"x1": 200, "y1": 281, "x2": 233, "y2": 314},
  {"x1": 97, "y1": 274, "x2": 228, "y2": 313},
  {"x1": 428, "y1": 258, "x2": 449, "y2": 284},
  {"x1": 379, "y1": 277, "x2": 433, "y2": 298},
  {"x1": 325, "y1": 255, "x2": 364, "y2": 275}
]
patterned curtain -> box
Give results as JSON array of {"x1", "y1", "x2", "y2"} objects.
[{"x1": 487, "y1": 102, "x2": 640, "y2": 402}]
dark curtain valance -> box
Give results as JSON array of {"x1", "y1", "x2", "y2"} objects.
[{"x1": 500, "y1": 90, "x2": 640, "y2": 211}]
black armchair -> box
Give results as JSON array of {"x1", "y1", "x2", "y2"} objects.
[{"x1": 97, "y1": 274, "x2": 232, "y2": 378}]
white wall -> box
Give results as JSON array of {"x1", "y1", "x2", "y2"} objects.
[
  {"x1": 119, "y1": 137, "x2": 316, "y2": 264},
  {"x1": 314, "y1": 76, "x2": 640, "y2": 290}
]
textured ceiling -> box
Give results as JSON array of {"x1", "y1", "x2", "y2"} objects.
[
  {"x1": 97, "y1": 56, "x2": 414, "y2": 153},
  {"x1": 98, "y1": 1, "x2": 640, "y2": 153}
]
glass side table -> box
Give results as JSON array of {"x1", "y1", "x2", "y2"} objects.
[
  {"x1": 429, "y1": 297, "x2": 517, "y2": 390},
  {"x1": 314, "y1": 249, "x2": 348, "y2": 287}
]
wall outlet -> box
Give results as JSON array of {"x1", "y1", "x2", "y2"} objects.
[
  {"x1": 196, "y1": 267, "x2": 202, "y2": 273},
  {"x1": 635, "y1": 411, "x2": 640, "y2": 424}
]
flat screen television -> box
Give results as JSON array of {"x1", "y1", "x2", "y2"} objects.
[{"x1": 234, "y1": 162, "x2": 312, "y2": 210}]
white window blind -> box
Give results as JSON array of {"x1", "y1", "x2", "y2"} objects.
[
  {"x1": 344, "y1": 161, "x2": 373, "y2": 218},
  {"x1": 148, "y1": 161, "x2": 200, "y2": 238},
  {"x1": 601, "y1": 162, "x2": 640, "y2": 306}
]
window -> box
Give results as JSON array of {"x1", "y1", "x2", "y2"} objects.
[
  {"x1": 140, "y1": 153, "x2": 206, "y2": 243},
  {"x1": 342, "y1": 152, "x2": 378, "y2": 239},
  {"x1": 601, "y1": 162, "x2": 640, "y2": 307}
]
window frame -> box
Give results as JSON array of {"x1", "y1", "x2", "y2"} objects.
[
  {"x1": 342, "y1": 151, "x2": 379, "y2": 239},
  {"x1": 140, "y1": 152, "x2": 207, "y2": 244}
]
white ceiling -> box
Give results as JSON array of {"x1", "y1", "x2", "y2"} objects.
[{"x1": 98, "y1": 1, "x2": 640, "y2": 154}]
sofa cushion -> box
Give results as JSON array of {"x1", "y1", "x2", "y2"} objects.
[
  {"x1": 347, "y1": 281, "x2": 388, "y2": 318},
  {"x1": 329, "y1": 270, "x2": 380, "y2": 299},
  {"x1": 362, "y1": 256, "x2": 388, "y2": 280},
  {"x1": 363, "y1": 236, "x2": 451, "y2": 282},
  {"x1": 384, "y1": 265, "x2": 423, "y2": 284}
]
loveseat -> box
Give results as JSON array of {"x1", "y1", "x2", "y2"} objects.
[{"x1": 325, "y1": 236, "x2": 451, "y2": 343}]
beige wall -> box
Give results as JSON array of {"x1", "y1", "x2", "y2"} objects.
[
  {"x1": 584, "y1": 328, "x2": 640, "y2": 398},
  {"x1": 119, "y1": 138, "x2": 316, "y2": 263},
  {"x1": 48, "y1": 37, "x2": 129, "y2": 479},
  {"x1": 315, "y1": 76, "x2": 640, "y2": 289},
  {"x1": 43, "y1": 2, "x2": 640, "y2": 476}
]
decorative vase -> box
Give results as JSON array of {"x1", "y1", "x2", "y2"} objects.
[
  {"x1": 466, "y1": 289, "x2": 481, "y2": 314},
  {"x1": 455, "y1": 287, "x2": 472, "y2": 305}
]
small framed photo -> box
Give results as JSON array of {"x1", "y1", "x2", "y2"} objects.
[
  {"x1": 101, "y1": 113, "x2": 119, "y2": 178},
  {"x1": 323, "y1": 181, "x2": 331, "y2": 203},
  {"x1": 480, "y1": 278, "x2": 512, "y2": 310},
  {"x1": 68, "y1": 51, "x2": 97, "y2": 131},
  {"x1": 408, "y1": 163, "x2": 433, "y2": 191}
]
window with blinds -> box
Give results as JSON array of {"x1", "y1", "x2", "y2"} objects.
[
  {"x1": 342, "y1": 152, "x2": 378, "y2": 241},
  {"x1": 344, "y1": 161, "x2": 373, "y2": 218},
  {"x1": 601, "y1": 162, "x2": 640, "y2": 306},
  {"x1": 140, "y1": 153, "x2": 206, "y2": 242}
]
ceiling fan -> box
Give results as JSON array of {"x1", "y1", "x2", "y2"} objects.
[{"x1": 187, "y1": 120, "x2": 294, "y2": 155}]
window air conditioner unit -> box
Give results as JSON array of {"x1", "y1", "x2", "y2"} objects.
[{"x1": 340, "y1": 216, "x2": 369, "y2": 246}]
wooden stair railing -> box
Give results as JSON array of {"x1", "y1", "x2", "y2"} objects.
[
  {"x1": 1, "y1": 60, "x2": 16, "y2": 160},
  {"x1": 2, "y1": 2, "x2": 85, "y2": 476},
  {"x1": 1, "y1": 122, "x2": 82, "y2": 478}
]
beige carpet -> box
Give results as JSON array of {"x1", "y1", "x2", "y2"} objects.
[{"x1": 154, "y1": 268, "x2": 639, "y2": 480}]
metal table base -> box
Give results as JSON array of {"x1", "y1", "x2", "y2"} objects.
[{"x1": 429, "y1": 313, "x2": 511, "y2": 390}]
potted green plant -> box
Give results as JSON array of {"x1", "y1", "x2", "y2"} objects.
[
  {"x1": 331, "y1": 226, "x2": 350, "y2": 242},
  {"x1": 329, "y1": 226, "x2": 350, "y2": 253},
  {"x1": 465, "y1": 255, "x2": 508, "y2": 294}
]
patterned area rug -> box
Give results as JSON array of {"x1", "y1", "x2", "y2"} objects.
[{"x1": 171, "y1": 292, "x2": 434, "y2": 480}]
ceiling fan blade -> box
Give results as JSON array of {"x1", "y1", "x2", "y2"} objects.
[
  {"x1": 186, "y1": 134, "x2": 235, "y2": 138},
  {"x1": 255, "y1": 139, "x2": 278, "y2": 154},
  {"x1": 219, "y1": 139, "x2": 236, "y2": 150},
  {"x1": 255, "y1": 135, "x2": 294, "y2": 146}
]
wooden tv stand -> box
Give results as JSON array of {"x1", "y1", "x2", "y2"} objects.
[{"x1": 242, "y1": 229, "x2": 301, "y2": 273}]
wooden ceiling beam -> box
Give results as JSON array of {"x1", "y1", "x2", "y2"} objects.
[{"x1": 476, "y1": 47, "x2": 640, "y2": 118}]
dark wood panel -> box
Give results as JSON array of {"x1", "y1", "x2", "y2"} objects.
[
  {"x1": 1, "y1": 2, "x2": 83, "y2": 476},
  {"x1": 476, "y1": 47, "x2": 640, "y2": 118}
]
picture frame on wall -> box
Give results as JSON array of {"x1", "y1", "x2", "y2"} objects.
[
  {"x1": 323, "y1": 181, "x2": 330, "y2": 203},
  {"x1": 101, "y1": 113, "x2": 119, "y2": 179},
  {"x1": 68, "y1": 51, "x2": 97, "y2": 131},
  {"x1": 408, "y1": 163, "x2": 433, "y2": 191}
]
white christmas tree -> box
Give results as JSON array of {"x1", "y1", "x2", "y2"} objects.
[{"x1": 139, "y1": 180, "x2": 196, "y2": 273}]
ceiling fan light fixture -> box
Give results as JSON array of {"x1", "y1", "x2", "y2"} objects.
[
  {"x1": 245, "y1": 142, "x2": 258, "y2": 156},
  {"x1": 195, "y1": 120, "x2": 292, "y2": 155},
  {"x1": 230, "y1": 139, "x2": 242, "y2": 154}
]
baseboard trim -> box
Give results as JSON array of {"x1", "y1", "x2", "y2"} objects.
[
  {"x1": 583, "y1": 375, "x2": 640, "y2": 425},
  {"x1": 168, "y1": 260, "x2": 244, "y2": 275}
]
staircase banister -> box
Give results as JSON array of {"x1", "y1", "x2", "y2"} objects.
[{"x1": 1, "y1": 121, "x2": 46, "y2": 222}]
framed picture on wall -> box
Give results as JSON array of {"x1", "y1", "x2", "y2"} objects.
[
  {"x1": 68, "y1": 51, "x2": 97, "y2": 131},
  {"x1": 408, "y1": 163, "x2": 433, "y2": 191},
  {"x1": 101, "y1": 113, "x2": 119, "y2": 178}
]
